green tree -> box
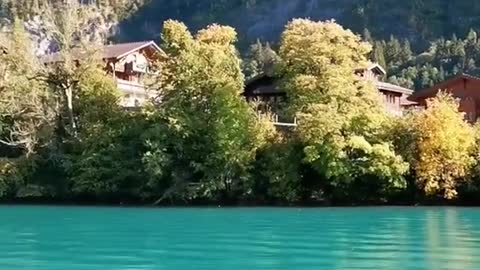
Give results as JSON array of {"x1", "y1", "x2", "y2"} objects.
[
  {"x1": 0, "y1": 20, "x2": 55, "y2": 197},
  {"x1": 0, "y1": 20, "x2": 55, "y2": 155},
  {"x1": 400, "y1": 39, "x2": 412, "y2": 63},
  {"x1": 385, "y1": 35, "x2": 402, "y2": 69},
  {"x1": 40, "y1": 1, "x2": 101, "y2": 137},
  {"x1": 279, "y1": 19, "x2": 408, "y2": 203},
  {"x1": 243, "y1": 39, "x2": 280, "y2": 80},
  {"x1": 143, "y1": 20, "x2": 270, "y2": 203},
  {"x1": 372, "y1": 41, "x2": 387, "y2": 70},
  {"x1": 66, "y1": 66, "x2": 148, "y2": 201}
]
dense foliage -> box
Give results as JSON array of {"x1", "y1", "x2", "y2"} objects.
[
  {"x1": 142, "y1": 20, "x2": 272, "y2": 203},
  {"x1": 6, "y1": 1, "x2": 480, "y2": 93},
  {"x1": 3, "y1": 4, "x2": 480, "y2": 206},
  {"x1": 413, "y1": 94, "x2": 475, "y2": 199},
  {"x1": 278, "y1": 20, "x2": 408, "y2": 204}
]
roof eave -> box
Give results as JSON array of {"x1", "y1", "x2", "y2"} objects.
[
  {"x1": 370, "y1": 64, "x2": 387, "y2": 76},
  {"x1": 116, "y1": 41, "x2": 166, "y2": 60},
  {"x1": 409, "y1": 73, "x2": 480, "y2": 101}
]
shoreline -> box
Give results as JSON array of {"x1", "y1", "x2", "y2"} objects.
[{"x1": 0, "y1": 200, "x2": 477, "y2": 209}]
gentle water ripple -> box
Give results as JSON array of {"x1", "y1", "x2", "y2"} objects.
[{"x1": 2, "y1": 207, "x2": 480, "y2": 269}]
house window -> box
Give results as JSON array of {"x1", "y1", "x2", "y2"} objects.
[
  {"x1": 469, "y1": 112, "x2": 476, "y2": 123},
  {"x1": 385, "y1": 94, "x2": 396, "y2": 104},
  {"x1": 128, "y1": 74, "x2": 139, "y2": 82}
]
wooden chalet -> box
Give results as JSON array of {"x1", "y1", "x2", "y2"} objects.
[
  {"x1": 244, "y1": 63, "x2": 415, "y2": 117},
  {"x1": 356, "y1": 64, "x2": 415, "y2": 116},
  {"x1": 408, "y1": 73, "x2": 480, "y2": 123},
  {"x1": 42, "y1": 41, "x2": 165, "y2": 108}
]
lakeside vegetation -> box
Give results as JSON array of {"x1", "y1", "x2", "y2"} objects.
[{"x1": 2, "y1": 3, "x2": 480, "y2": 206}]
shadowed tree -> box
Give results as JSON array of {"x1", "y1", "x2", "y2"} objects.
[{"x1": 143, "y1": 20, "x2": 274, "y2": 203}]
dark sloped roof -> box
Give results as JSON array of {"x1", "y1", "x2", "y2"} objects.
[
  {"x1": 356, "y1": 63, "x2": 387, "y2": 76},
  {"x1": 400, "y1": 96, "x2": 418, "y2": 106},
  {"x1": 409, "y1": 73, "x2": 480, "y2": 101},
  {"x1": 244, "y1": 74, "x2": 284, "y2": 96},
  {"x1": 41, "y1": 41, "x2": 163, "y2": 63},
  {"x1": 102, "y1": 41, "x2": 162, "y2": 59},
  {"x1": 245, "y1": 74, "x2": 414, "y2": 96},
  {"x1": 375, "y1": 81, "x2": 414, "y2": 95}
]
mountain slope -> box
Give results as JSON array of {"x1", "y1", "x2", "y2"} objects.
[{"x1": 118, "y1": 0, "x2": 480, "y2": 49}]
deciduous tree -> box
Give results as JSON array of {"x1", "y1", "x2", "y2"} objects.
[
  {"x1": 413, "y1": 93, "x2": 475, "y2": 199},
  {"x1": 279, "y1": 19, "x2": 408, "y2": 202},
  {"x1": 0, "y1": 20, "x2": 54, "y2": 155},
  {"x1": 143, "y1": 20, "x2": 271, "y2": 202}
]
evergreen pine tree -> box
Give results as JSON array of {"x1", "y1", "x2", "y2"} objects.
[
  {"x1": 385, "y1": 35, "x2": 402, "y2": 68},
  {"x1": 363, "y1": 28, "x2": 373, "y2": 44},
  {"x1": 400, "y1": 39, "x2": 412, "y2": 63},
  {"x1": 372, "y1": 41, "x2": 387, "y2": 70}
]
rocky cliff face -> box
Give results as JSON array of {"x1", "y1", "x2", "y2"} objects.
[{"x1": 1, "y1": 5, "x2": 120, "y2": 56}]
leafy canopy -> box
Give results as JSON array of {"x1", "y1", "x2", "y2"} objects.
[
  {"x1": 279, "y1": 19, "x2": 408, "y2": 201},
  {"x1": 413, "y1": 93, "x2": 475, "y2": 199},
  {"x1": 143, "y1": 20, "x2": 271, "y2": 202}
]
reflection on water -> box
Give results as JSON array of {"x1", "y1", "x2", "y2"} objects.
[{"x1": 1, "y1": 207, "x2": 480, "y2": 270}]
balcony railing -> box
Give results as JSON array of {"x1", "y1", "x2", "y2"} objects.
[
  {"x1": 271, "y1": 114, "x2": 297, "y2": 127},
  {"x1": 116, "y1": 79, "x2": 147, "y2": 95},
  {"x1": 256, "y1": 111, "x2": 297, "y2": 128}
]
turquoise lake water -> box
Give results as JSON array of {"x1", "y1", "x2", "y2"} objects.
[{"x1": 2, "y1": 207, "x2": 480, "y2": 269}]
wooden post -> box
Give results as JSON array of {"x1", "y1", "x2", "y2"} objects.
[{"x1": 112, "y1": 62, "x2": 116, "y2": 80}]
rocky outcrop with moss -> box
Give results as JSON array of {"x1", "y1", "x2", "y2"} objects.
[{"x1": 0, "y1": 0, "x2": 148, "y2": 55}]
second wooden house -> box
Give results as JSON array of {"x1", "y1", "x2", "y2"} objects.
[
  {"x1": 42, "y1": 40, "x2": 165, "y2": 108},
  {"x1": 244, "y1": 63, "x2": 415, "y2": 119}
]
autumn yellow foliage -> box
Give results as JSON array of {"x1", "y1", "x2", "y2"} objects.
[{"x1": 413, "y1": 93, "x2": 475, "y2": 199}]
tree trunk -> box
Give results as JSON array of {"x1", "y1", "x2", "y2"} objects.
[{"x1": 65, "y1": 85, "x2": 77, "y2": 137}]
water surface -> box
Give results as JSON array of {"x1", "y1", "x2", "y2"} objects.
[{"x1": 1, "y1": 206, "x2": 480, "y2": 269}]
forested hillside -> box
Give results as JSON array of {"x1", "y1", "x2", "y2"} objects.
[
  {"x1": 118, "y1": 0, "x2": 480, "y2": 48},
  {"x1": 367, "y1": 30, "x2": 480, "y2": 90},
  {"x1": 115, "y1": 0, "x2": 480, "y2": 90},
  {"x1": 3, "y1": 0, "x2": 480, "y2": 90}
]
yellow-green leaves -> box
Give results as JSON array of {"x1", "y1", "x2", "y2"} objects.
[
  {"x1": 413, "y1": 93, "x2": 475, "y2": 199},
  {"x1": 0, "y1": 19, "x2": 54, "y2": 155},
  {"x1": 197, "y1": 24, "x2": 237, "y2": 45},
  {"x1": 278, "y1": 19, "x2": 408, "y2": 201},
  {"x1": 158, "y1": 20, "x2": 244, "y2": 97},
  {"x1": 280, "y1": 19, "x2": 371, "y2": 74},
  {"x1": 161, "y1": 20, "x2": 194, "y2": 55},
  {"x1": 145, "y1": 20, "x2": 266, "y2": 201}
]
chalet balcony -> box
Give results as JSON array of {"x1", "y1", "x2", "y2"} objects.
[
  {"x1": 116, "y1": 79, "x2": 150, "y2": 108},
  {"x1": 116, "y1": 79, "x2": 146, "y2": 95},
  {"x1": 385, "y1": 104, "x2": 403, "y2": 117},
  {"x1": 256, "y1": 110, "x2": 297, "y2": 128}
]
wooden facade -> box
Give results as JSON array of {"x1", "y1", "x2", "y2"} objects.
[
  {"x1": 42, "y1": 41, "x2": 164, "y2": 108},
  {"x1": 408, "y1": 73, "x2": 480, "y2": 123},
  {"x1": 245, "y1": 63, "x2": 415, "y2": 117},
  {"x1": 356, "y1": 64, "x2": 414, "y2": 116},
  {"x1": 103, "y1": 41, "x2": 164, "y2": 108}
]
